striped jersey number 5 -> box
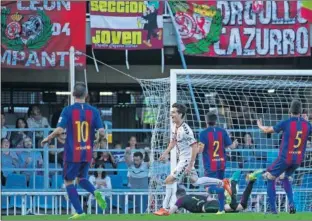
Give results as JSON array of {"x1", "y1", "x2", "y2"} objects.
[
  {"x1": 294, "y1": 131, "x2": 302, "y2": 149},
  {"x1": 75, "y1": 121, "x2": 89, "y2": 142},
  {"x1": 213, "y1": 141, "x2": 220, "y2": 157}
]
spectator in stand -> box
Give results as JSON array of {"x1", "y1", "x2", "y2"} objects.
[
  {"x1": 10, "y1": 118, "x2": 33, "y2": 148},
  {"x1": 89, "y1": 162, "x2": 112, "y2": 190},
  {"x1": 125, "y1": 150, "x2": 149, "y2": 189},
  {"x1": 111, "y1": 142, "x2": 125, "y2": 163},
  {"x1": 51, "y1": 98, "x2": 68, "y2": 128},
  {"x1": 1, "y1": 112, "x2": 10, "y2": 139},
  {"x1": 18, "y1": 137, "x2": 43, "y2": 181},
  {"x1": 126, "y1": 136, "x2": 151, "y2": 162},
  {"x1": 97, "y1": 151, "x2": 117, "y2": 174},
  {"x1": 127, "y1": 136, "x2": 137, "y2": 150},
  {"x1": 1, "y1": 138, "x2": 19, "y2": 185},
  {"x1": 48, "y1": 131, "x2": 66, "y2": 165},
  {"x1": 96, "y1": 136, "x2": 108, "y2": 149},
  {"x1": 27, "y1": 105, "x2": 50, "y2": 144},
  {"x1": 242, "y1": 133, "x2": 256, "y2": 149}
]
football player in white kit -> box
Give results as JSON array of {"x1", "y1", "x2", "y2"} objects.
[{"x1": 154, "y1": 103, "x2": 232, "y2": 216}]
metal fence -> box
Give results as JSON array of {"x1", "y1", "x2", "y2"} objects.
[{"x1": 2, "y1": 128, "x2": 312, "y2": 215}]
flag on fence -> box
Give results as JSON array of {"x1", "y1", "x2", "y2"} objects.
[{"x1": 90, "y1": 1, "x2": 163, "y2": 50}]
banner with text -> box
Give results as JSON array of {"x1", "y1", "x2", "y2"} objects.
[
  {"x1": 1, "y1": 0, "x2": 86, "y2": 69},
  {"x1": 169, "y1": 0, "x2": 310, "y2": 57},
  {"x1": 90, "y1": 1, "x2": 163, "y2": 50}
]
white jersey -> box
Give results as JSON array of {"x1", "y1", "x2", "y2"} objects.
[{"x1": 171, "y1": 122, "x2": 197, "y2": 161}]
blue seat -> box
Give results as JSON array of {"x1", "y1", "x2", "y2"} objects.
[
  {"x1": 104, "y1": 163, "x2": 116, "y2": 175},
  {"x1": 117, "y1": 162, "x2": 128, "y2": 185},
  {"x1": 6, "y1": 174, "x2": 29, "y2": 208},
  {"x1": 51, "y1": 175, "x2": 64, "y2": 189},
  {"x1": 226, "y1": 161, "x2": 239, "y2": 169},
  {"x1": 5, "y1": 174, "x2": 27, "y2": 188},
  {"x1": 110, "y1": 175, "x2": 124, "y2": 189},
  {"x1": 267, "y1": 151, "x2": 279, "y2": 164},
  {"x1": 248, "y1": 161, "x2": 265, "y2": 169}
]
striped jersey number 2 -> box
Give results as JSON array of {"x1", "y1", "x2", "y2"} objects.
[
  {"x1": 213, "y1": 141, "x2": 220, "y2": 157},
  {"x1": 75, "y1": 121, "x2": 89, "y2": 142}
]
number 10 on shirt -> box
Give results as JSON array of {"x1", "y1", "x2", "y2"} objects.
[{"x1": 75, "y1": 121, "x2": 89, "y2": 142}]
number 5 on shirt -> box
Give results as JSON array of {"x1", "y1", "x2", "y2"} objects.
[
  {"x1": 75, "y1": 121, "x2": 89, "y2": 142},
  {"x1": 294, "y1": 131, "x2": 302, "y2": 149}
]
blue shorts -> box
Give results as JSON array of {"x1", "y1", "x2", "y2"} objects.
[
  {"x1": 267, "y1": 159, "x2": 299, "y2": 178},
  {"x1": 205, "y1": 170, "x2": 225, "y2": 180},
  {"x1": 63, "y1": 162, "x2": 90, "y2": 181}
]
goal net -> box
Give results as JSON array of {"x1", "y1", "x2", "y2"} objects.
[{"x1": 138, "y1": 69, "x2": 312, "y2": 213}]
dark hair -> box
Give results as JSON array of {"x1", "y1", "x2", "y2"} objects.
[
  {"x1": 128, "y1": 136, "x2": 137, "y2": 147},
  {"x1": 73, "y1": 82, "x2": 87, "y2": 99},
  {"x1": 94, "y1": 161, "x2": 107, "y2": 178},
  {"x1": 133, "y1": 151, "x2": 143, "y2": 159},
  {"x1": 206, "y1": 112, "x2": 217, "y2": 126},
  {"x1": 242, "y1": 133, "x2": 254, "y2": 144},
  {"x1": 176, "y1": 188, "x2": 186, "y2": 197},
  {"x1": 27, "y1": 105, "x2": 39, "y2": 117},
  {"x1": 172, "y1": 103, "x2": 187, "y2": 118},
  {"x1": 290, "y1": 99, "x2": 302, "y2": 115},
  {"x1": 15, "y1": 118, "x2": 28, "y2": 129}
]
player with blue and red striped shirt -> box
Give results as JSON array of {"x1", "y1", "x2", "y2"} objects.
[
  {"x1": 257, "y1": 99, "x2": 312, "y2": 214},
  {"x1": 41, "y1": 82, "x2": 107, "y2": 220},
  {"x1": 198, "y1": 112, "x2": 238, "y2": 214}
]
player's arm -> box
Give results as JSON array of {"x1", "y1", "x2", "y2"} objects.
[
  {"x1": 186, "y1": 130, "x2": 198, "y2": 172},
  {"x1": 125, "y1": 147, "x2": 133, "y2": 165},
  {"x1": 187, "y1": 142, "x2": 198, "y2": 170},
  {"x1": 257, "y1": 119, "x2": 274, "y2": 133},
  {"x1": 41, "y1": 108, "x2": 68, "y2": 146},
  {"x1": 159, "y1": 140, "x2": 176, "y2": 161},
  {"x1": 198, "y1": 131, "x2": 205, "y2": 154},
  {"x1": 224, "y1": 130, "x2": 238, "y2": 149}
]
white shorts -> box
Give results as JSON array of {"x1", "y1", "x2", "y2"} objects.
[{"x1": 171, "y1": 159, "x2": 198, "y2": 182}]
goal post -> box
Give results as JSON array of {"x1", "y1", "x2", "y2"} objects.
[
  {"x1": 69, "y1": 46, "x2": 75, "y2": 105},
  {"x1": 140, "y1": 69, "x2": 312, "y2": 213}
]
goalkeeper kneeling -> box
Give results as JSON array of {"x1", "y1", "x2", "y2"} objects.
[{"x1": 168, "y1": 170, "x2": 262, "y2": 214}]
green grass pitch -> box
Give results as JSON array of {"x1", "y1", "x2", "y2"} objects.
[{"x1": 2, "y1": 213, "x2": 311, "y2": 220}]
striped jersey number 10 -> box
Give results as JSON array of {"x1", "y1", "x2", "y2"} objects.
[{"x1": 75, "y1": 121, "x2": 89, "y2": 142}]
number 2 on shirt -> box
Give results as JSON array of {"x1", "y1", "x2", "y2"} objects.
[
  {"x1": 213, "y1": 141, "x2": 220, "y2": 157},
  {"x1": 75, "y1": 121, "x2": 89, "y2": 142}
]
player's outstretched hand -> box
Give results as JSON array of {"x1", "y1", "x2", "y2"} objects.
[
  {"x1": 302, "y1": 113, "x2": 309, "y2": 121},
  {"x1": 257, "y1": 119, "x2": 263, "y2": 127},
  {"x1": 159, "y1": 153, "x2": 167, "y2": 162},
  {"x1": 41, "y1": 137, "x2": 50, "y2": 147},
  {"x1": 232, "y1": 139, "x2": 239, "y2": 149}
]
